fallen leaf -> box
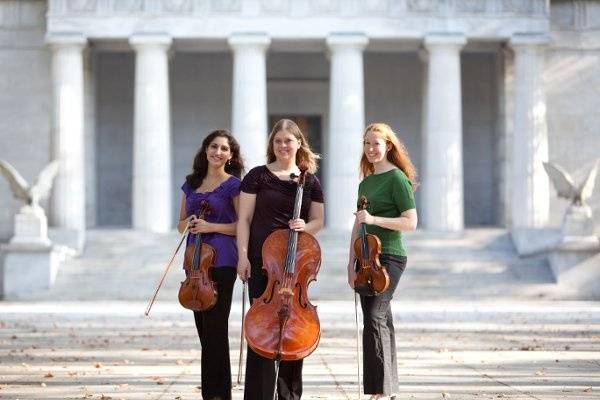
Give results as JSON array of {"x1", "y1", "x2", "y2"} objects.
[
  {"x1": 151, "y1": 376, "x2": 165, "y2": 385},
  {"x1": 95, "y1": 362, "x2": 103, "y2": 369},
  {"x1": 44, "y1": 372, "x2": 54, "y2": 378}
]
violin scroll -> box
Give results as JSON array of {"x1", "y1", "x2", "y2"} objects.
[{"x1": 358, "y1": 195, "x2": 369, "y2": 211}]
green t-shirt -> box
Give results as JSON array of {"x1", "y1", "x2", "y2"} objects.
[{"x1": 357, "y1": 168, "x2": 416, "y2": 257}]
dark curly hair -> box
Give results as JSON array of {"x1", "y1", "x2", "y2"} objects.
[{"x1": 185, "y1": 130, "x2": 244, "y2": 190}]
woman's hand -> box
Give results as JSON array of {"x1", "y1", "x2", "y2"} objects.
[
  {"x1": 189, "y1": 218, "x2": 213, "y2": 234},
  {"x1": 347, "y1": 262, "x2": 357, "y2": 289},
  {"x1": 355, "y1": 209, "x2": 375, "y2": 225},
  {"x1": 288, "y1": 218, "x2": 306, "y2": 232},
  {"x1": 181, "y1": 215, "x2": 198, "y2": 232},
  {"x1": 237, "y1": 256, "x2": 251, "y2": 282}
]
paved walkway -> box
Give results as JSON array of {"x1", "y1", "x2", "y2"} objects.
[
  {"x1": 1, "y1": 229, "x2": 598, "y2": 399},
  {"x1": 1, "y1": 301, "x2": 599, "y2": 399}
]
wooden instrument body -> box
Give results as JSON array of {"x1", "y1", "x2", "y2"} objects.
[
  {"x1": 179, "y1": 242, "x2": 218, "y2": 311},
  {"x1": 244, "y1": 229, "x2": 321, "y2": 361},
  {"x1": 352, "y1": 196, "x2": 390, "y2": 295},
  {"x1": 179, "y1": 200, "x2": 218, "y2": 312},
  {"x1": 353, "y1": 232, "x2": 389, "y2": 294}
]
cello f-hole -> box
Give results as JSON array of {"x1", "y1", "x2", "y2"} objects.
[
  {"x1": 263, "y1": 280, "x2": 280, "y2": 304},
  {"x1": 295, "y1": 282, "x2": 308, "y2": 309}
]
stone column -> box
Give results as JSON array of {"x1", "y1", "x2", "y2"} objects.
[
  {"x1": 47, "y1": 33, "x2": 87, "y2": 234},
  {"x1": 422, "y1": 33, "x2": 466, "y2": 232},
  {"x1": 228, "y1": 33, "x2": 271, "y2": 169},
  {"x1": 509, "y1": 34, "x2": 549, "y2": 228},
  {"x1": 129, "y1": 34, "x2": 173, "y2": 233},
  {"x1": 326, "y1": 33, "x2": 368, "y2": 230}
]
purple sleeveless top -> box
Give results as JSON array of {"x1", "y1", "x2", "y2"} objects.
[{"x1": 181, "y1": 176, "x2": 241, "y2": 268}]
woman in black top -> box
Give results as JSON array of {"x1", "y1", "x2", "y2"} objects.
[{"x1": 236, "y1": 119, "x2": 324, "y2": 400}]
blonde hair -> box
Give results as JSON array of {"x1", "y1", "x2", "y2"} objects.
[
  {"x1": 360, "y1": 122, "x2": 418, "y2": 191},
  {"x1": 267, "y1": 119, "x2": 320, "y2": 174}
]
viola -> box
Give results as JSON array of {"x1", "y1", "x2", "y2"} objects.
[
  {"x1": 244, "y1": 167, "x2": 321, "y2": 363},
  {"x1": 179, "y1": 200, "x2": 218, "y2": 311},
  {"x1": 353, "y1": 195, "x2": 390, "y2": 295}
]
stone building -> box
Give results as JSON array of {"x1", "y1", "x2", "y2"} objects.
[{"x1": 0, "y1": 0, "x2": 599, "y2": 241}]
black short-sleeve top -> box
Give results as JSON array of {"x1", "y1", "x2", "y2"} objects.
[{"x1": 240, "y1": 165, "x2": 324, "y2": 261}]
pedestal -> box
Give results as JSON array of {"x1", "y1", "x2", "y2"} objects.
[
  {"x1": 562, "y1": 204, "x2": 594, "y2": 237},
  {"x1": 0, "y1": 243, "x2": 59, "y2": 299},
  {"x1": 548, "y1": 237, "x2": 600, "y2": 278},
  {"x1": 10, "y1": 206, "x2": 51, "y2": 246}
]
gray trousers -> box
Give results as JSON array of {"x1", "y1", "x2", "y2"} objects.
[{"x1": 359, "y1": 254, "x2": 407, "y2": 396}]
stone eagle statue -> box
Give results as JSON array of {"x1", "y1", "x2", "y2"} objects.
[
  {"x1": 0, "y1": 159, "x2": 60, "y2": 210},
  {"x1": 543, "y1": 160, "x2": 598, "y2": 207}
]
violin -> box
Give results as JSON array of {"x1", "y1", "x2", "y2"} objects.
[
  {"x1": 353, "y1": 195, "x2": 390, "y2": 295},
  {"x1": 179, "y1": 200, "x2": 218, "y2": 311},
  {"x1": 244, "y1": 167, "x2": 321, "y2": 363}
]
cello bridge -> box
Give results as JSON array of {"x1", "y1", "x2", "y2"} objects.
[{"x1": 278, "y1": 287, "x2": 294, "y2": 297}]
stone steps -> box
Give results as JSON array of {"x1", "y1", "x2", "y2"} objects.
[{"x1": 21, "y1": 228, "x2": 560, "y2": 302}]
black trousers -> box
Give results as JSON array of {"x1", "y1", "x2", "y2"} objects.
[
  {"x1": 360, "y1": 254, "x2": 406, "y2": 396},
  {"x1": 243, "y1": 258, "x2": 303, "y2": 400},
  {"x1": 193, "y1": 267, "x2": 237, "y2": 400}
]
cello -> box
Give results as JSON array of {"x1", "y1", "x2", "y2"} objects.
[
  {"x1": 353, "y1": 195, "x2": 390, "y2": 296},
  {"x1": 243, "y1": 166, "x2": 321, "y2": 397},
  {"x1": 179, "y1": 200, "x2": 218, "y2": 311}
]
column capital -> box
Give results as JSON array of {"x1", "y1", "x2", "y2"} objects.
[
  {"x1": 326, "y1": 33, "x2": 369, "y2": 50},
  {"x1": 228, "y1": 33, "x2": 271, "y2": 51},
  {"x1": 129, "y1": 33, "x2": 172, "y2": 50},
  {"x1": 424, "y1": 33, "x2": 467, "y2": 50},
  {"x1": 509, "y1": 33, "x2": 550, "y2": 50},
  {"x1": 46, "y1": 32, "x2": 87, "y2": 50}
]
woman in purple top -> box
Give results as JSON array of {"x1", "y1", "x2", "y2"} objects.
[
  {"x1": 177, "y1": 129, "x2": 243, "y2": 400},
  {"x1": 237, "y1": 119, "x2": 324, "y2": 400}
]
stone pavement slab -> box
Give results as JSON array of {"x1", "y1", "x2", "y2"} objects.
[{"x1": 1, "y1": 301, "x2": 599, "y2": 400}]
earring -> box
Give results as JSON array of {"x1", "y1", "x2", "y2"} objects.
[{"x1": 226, "y1": 159, "x2": 231, "y2": 166}]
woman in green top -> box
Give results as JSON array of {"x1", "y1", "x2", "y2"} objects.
[{"x1": 347, "y1": 122, "x2": 418, "y2": 400}]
